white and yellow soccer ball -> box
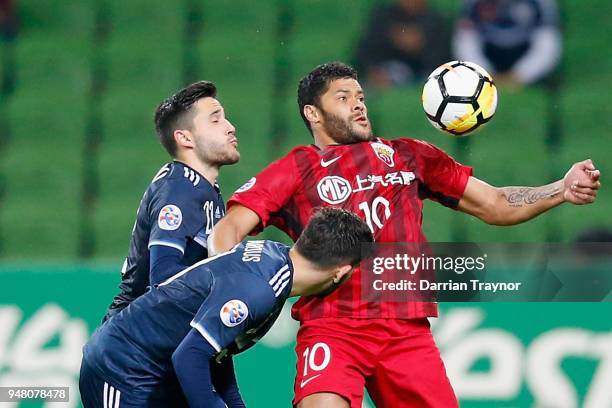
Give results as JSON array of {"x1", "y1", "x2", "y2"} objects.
[{"x1": 422, "y1": 60, "x2": 497, "y2": 136}]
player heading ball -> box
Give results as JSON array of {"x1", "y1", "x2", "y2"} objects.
[{"x1": 79, "y1": 208, "x2": 373, "y2": 408}]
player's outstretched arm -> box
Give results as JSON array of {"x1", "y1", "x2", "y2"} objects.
[
  {"x1": 208, "y1": 205, "x2": 261, "y2": 255},
  {"x1": 458, "y1": 159, "x2": 601, "y2": 226}
]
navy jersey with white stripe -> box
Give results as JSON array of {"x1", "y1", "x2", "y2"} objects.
[
  {"x1": 83, "y1": 240, "x2": 292, "y2": 393},
  {"x1": 104, "y1": 161, "x2": 225, "y2": 320}
]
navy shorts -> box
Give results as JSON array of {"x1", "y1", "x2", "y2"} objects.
[{"x1": 79, "y1": 359, "x2": 188, "y2": 408}]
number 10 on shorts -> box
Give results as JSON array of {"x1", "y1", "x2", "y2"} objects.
[{"x1": 302, "y1": 342, "x2": 331, "y2": 377}]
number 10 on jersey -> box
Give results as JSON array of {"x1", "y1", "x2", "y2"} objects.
[{"x1": 358, "y1": 197, "x2": 391, "y2": 233}]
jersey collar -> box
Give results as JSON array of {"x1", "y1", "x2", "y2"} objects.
[{"x1": 173, "y1": 160, "x2": 221, "y2": 192}]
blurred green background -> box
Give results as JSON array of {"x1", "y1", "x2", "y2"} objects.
[
  {"x1": 0, "y1": 1, "x2": 610, "y2": 407},
  {"x1": 0, "y1": 0, "x2": 609, "y2": 261}
]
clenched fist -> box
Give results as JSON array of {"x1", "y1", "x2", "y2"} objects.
[{"x1": 563, "y1": 159, "x2": 601, "y2": 205}]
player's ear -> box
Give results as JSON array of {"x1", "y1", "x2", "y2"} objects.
[
  {"x1": 303, "y1": 105, "x2": 320, "y2": 125},
  {"x1": 174, "y1": 129, "x2": 193, "y2": 148},
  {"x1": 332, "y1": 265, "x2": 353, "y2": 284}
]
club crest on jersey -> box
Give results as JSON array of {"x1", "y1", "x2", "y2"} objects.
[
  {"x1": 236, "y1": 177, "x2": 256, "y2": 193},
  {"x1": 371, "y1": 142, "x2": 395, "y2": 167},
  {"x1": 220, "y1": 300, "x2": 249, "y2": 327},
  {"x1": 317, "y1": 176, "x2": 352, "y2": 205},
  {"x1": 158, "y1": 205, "x2": 182, "y2": 231}
]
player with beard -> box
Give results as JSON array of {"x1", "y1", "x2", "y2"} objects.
[
  {"x1": 103, "y1": 81, "x2": 240, "y2": 321},
  {"x1": 209, "y1": 62, "x2": 600, "y2": 407}
]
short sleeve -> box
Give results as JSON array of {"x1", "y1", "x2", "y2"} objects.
[
  {"x1": 227, "y1": 155, "x2": 298, "y2": 234},
  {"x1": 148, "y1": 182, "x2": 210, "y2": 253},
  {"x1": 409, "y1": 139, "x2": 473, "y2": 208},
  {"x1": 190, "y1": 273, "x2": 277, "y2": 352}
]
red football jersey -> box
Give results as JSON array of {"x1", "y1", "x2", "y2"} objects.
[{"x1": 228, "y1": 137, "x2": 472, "y2": 320}]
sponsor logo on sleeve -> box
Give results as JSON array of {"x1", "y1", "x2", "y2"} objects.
[
  {"x1": 220, "y1": 300, "x2": 249, "y2": 327},
  {"x1": 236, "y1": 177, "x2": 256, "y2": 193},
  {"x1": 158, "y1": 205, "x2": 182, "y2": 231}
]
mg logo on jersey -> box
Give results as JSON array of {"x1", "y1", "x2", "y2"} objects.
[
  {"x1": 220, "y1": 300, "x2": 249, "y2": 327},
  {"x1": 317, "y1": 176, "x2": 352, "y2": 204},
  {"x1": 371, "y1": 142, "x2": 396, "y2": 167}
]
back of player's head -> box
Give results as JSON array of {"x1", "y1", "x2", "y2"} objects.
[
  {"x1": 154, "y1": 81, "x2": 217, "y2": 157},
  {"x1": 295, "y1": 207, "x2": 373, "y2": 269},
  {"x1": 297, "y1": 62, "x2": 358, "y2": 135}
]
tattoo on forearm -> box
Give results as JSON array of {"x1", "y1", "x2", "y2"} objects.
[{"x1": 503, "y1": 186, "x2": 561, "y2": 207}]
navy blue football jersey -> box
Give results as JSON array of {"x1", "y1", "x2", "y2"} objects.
[
  {"x1": 83, "y1": 240, "x2": 293, "y2": 393},
  {"x1": 104, "y1": 161, "x2": 225, "y2": 320}
]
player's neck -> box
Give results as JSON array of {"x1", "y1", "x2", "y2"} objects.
[
  {"x1": 313, "y1": 132, "x2": 337, "y2": 149},
  {"x1": 288, "y1": 248, "x2": 306, "y2": 296},
  {"x1": 175, "y1": 157, "x2": 219, "y2": 186},
  {"x1": 288, "y1": 248, "x2": 326, "y2": 297}
]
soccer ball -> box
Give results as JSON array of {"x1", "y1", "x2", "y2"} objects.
[{"x1": 422, "y1": 61, "x2": 497, "y2": 136}]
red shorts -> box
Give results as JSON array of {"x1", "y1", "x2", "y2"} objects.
[{"x1": 293, "y1": 318, "x2": 457, "y2": 408}]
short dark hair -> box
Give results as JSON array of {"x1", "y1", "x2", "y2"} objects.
[
  {"x1": 154, "y1": 81, "x2": 217, "y2": 157},
  {"x1": 297, "y1": 62, "x2": 358, "y2": 135},
  {"x1": 295, "y1": 207, "x2": 373, "y2": 269}
]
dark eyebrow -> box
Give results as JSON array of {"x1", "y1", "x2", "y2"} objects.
[
  {"x1": 335, "y1": 89, "x2": 364, "y2": 95},
  {"x1": 209, "y1": 108, "x2": 222, "y2": 117}
]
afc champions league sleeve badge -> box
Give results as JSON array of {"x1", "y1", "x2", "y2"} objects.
[
  {"x1": 220, "y1": 300, "x2": 249, "y2": 327},
  {"x1": 158, "y1": 205, "x2": 183, "y2": 231}
]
